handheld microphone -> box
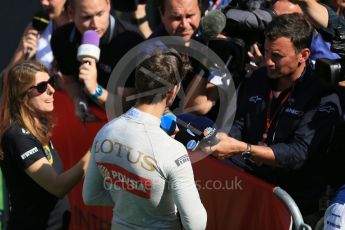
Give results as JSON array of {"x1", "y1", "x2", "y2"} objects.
[
  {"x1": 77, "y1": 30, "x2": 100, "y2": 63},
  {"x1": 160, "y1": 113, "x2": 219, "y2": 151},
  {"x1": 75, "y1": 30, "x2": 100, "y2": 123},
  {"x1": 32, "y1": 11, "x2": 50, "y2": 32},
  {"x1": 200, "y1": 10, "x2": 226, "y2": 41},
  {"x1": 25, "y1": 11, "x2": 49, "y2": 60},
  {"x1": 160, "y1": 114, "x2": 204, "y2": 137}
]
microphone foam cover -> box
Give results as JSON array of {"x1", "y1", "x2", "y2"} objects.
[
  {"x1": 201, "y1": 10, "x2": 226, "y2": 40},
  {"x1": 32, "y1": 11, "x2": 49, "y2": 32},
  {"x1": 81, "y1": 30, "x2": 100, "y2": 47},
  {"x1": 77, "y1": 30, "x2": 100, "y2": 62},
  {"x1": 160, "y1": 114, "x2": 177, "y2": 136}
]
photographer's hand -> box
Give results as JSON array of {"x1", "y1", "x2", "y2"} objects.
[
  {"x1": 293, "y1": 0, "x2": 329, "y2": 29},
  {"x1": 247, "y1": 43, "x2": 265, "y2": 68}
]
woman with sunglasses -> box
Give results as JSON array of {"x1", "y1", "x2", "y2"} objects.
[{"x1": 0, "y1": 60, "x2": 90, "y2": 230}]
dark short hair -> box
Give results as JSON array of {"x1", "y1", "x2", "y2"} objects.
[
  {"x1": 135, "y1": 49, "x2": 191, "y2": 104},
  {"x1": 265, "y1": 13, "x2": 313, "y2": 51},
  {"x1": 158, "y1": 0, "x2": 202, "y2": 15}
]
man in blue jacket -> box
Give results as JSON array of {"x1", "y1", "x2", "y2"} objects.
[{"x1": 210, "y1": 13, "x2": 341, "y2": 228}]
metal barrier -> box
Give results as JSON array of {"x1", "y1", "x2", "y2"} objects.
[{"x1": 273, "y1": 187, "x2": 312, "y2": 230}]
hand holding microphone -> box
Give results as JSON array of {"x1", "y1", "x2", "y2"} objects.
[
  {"x1": 23, "y1": 11, "x2": 49, "y2": 60},
  {"x1": 79, "y1": 57, "x2": 98, "y2": 95},
  {"x1": 159, "y1": 112, "x2": 245, "y2": 160},
  {"x1": 22, "y1": 29, "x2": 39, "y2": 60},
  {"x1": 77, "y1": 30, "x2": 100, "y2": 95},
  {"x1": 74, "y1": 30, "x2": 103, "y2": 123}
]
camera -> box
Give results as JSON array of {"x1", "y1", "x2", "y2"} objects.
[
  {"x1": 315, "y1": 27, "x2": 345, "y2": 85},
  {"x1": 315, "y1": 58, "x2": 345, "y2": 85}
]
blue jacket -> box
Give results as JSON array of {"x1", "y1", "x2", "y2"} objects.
[{"x1": 230, "y1": 64, "x2": 340, "y2": 215}]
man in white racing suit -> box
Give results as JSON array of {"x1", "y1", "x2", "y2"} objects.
[{"x1": 83, "y1": 49, "x2": 207, "y2": 230}]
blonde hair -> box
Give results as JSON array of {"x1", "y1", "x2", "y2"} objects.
[{"x1": 0, "y1": 61, "x2": 53, "y2": 146}]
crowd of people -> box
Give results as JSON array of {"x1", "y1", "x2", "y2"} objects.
[{"x1": 0, "y1": 0, "x2": 345, "y2": 229}]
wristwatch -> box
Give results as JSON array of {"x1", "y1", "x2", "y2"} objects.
[
  {"x1": 242, "y1": 143, "x2": 254, "y2": 163},
  {"x1": 91, "y1": 84, "x2": 103, "y2": 100}
]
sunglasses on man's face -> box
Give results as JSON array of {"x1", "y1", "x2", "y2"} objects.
[{"x1": 28, "y1": 75, "x2": 56, "y2": 94}]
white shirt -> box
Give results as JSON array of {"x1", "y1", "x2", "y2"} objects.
[{"x1": 36, "y1": 21, "x2": 54, "y2": 70}]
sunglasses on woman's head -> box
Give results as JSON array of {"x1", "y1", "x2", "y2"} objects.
[{"x1": 28, "y1": 75, "x2": 56, "y2": 94}]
